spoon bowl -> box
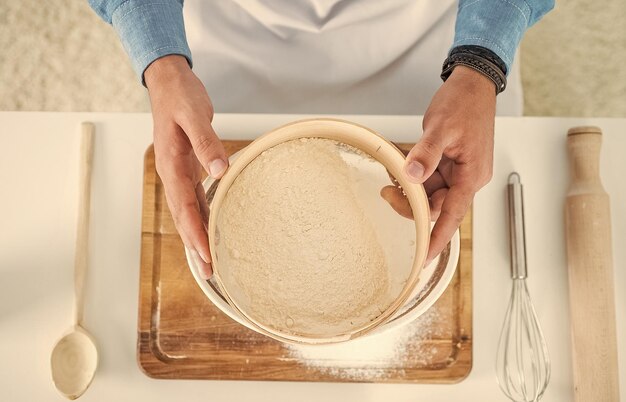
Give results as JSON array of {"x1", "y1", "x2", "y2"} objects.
[{"x1": 51, "y1": 326, "x2": 98, "y2": 400}]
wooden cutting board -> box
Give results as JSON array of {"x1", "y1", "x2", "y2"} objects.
[{"x1": 138, "y1": 142, "x2": 472, "y2": 383}]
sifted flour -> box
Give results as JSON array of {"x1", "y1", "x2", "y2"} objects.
[
  {"x1": 286, "y1": 306, "x2": 443, "y2": 380},
  {"x1": 216, "y1": 138, "x2": 392, "y2": 337}
]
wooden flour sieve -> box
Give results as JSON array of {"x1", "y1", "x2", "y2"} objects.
[{"x1": 207, "y1": 118, "x2": 431, "y2": 344}]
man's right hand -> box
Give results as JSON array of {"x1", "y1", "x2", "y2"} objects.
[{"x1": 144, "y1": 55, "x2": 227, "y2": 280}]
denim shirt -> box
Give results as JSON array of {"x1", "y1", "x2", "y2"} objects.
[{"x1": 88, "y1": 0, "x2": 554, "y2": 83}]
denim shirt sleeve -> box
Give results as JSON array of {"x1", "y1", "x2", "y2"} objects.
[
  {"x1": 452, "y1": 0, "x2": 554, "y2": 74},
  {"x1": 88, "y1": 0, "x2": 192, "y2": 84}
]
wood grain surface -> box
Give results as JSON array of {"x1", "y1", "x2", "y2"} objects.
[
  {"x1": 137, "y1": 141, "x2": 473, "y2": 383},
  {"x1": 565, "y1": 128, "x2": 620, "y2": 401}
]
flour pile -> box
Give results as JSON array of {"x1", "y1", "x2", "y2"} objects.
[{"x1": 216, "y1": 138, "x2": 392, "y2": 336}]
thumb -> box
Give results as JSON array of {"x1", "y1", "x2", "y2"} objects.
[
  {"x1": 183, "y1": 119, "x2": 229, "y2": 179},
  {"x1": 404, "y1": 133, "x2": 445, "y2": 184}
]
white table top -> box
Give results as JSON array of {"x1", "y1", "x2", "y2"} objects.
[{"x1": 1, "y1": 112, "x2": 624, "y2": 401}]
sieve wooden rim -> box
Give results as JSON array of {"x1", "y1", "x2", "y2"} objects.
[{"x1": 208, "y1": 118, "x2": 430, "y2": 344}]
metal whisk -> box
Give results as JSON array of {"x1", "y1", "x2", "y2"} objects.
[{"x1": 496, "y1": 172, "x2": 551, "y2": 402}]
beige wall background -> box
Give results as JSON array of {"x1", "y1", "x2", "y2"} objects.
[{"x1": 1, "y1": 0, "x2": 624, "y2": 116}]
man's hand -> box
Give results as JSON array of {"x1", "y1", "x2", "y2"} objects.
[
  {"x1": 145, "y1": 55, "x2": 227, "y2": 279},
  {"x1": 403, "y1": 66, "x2": 495, "y2": 262}
]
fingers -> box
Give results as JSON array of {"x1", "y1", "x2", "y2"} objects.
[
  {"x1": 423, "y1": 170, "x2": 447, "y2": 196},
  {"x1": 404, "y1": 132, "x2": 446, "y2": 184},
  {"x1": 380, "y1": 185, "x2": 413, "y2": 219},
  {"x1": 168, "y1": 179, "x2": 212, "y2": 273},
  {"x1": 189, "y1": 248, "x2": 212, "y2": 280},
  {"x1": 175, "y1": 107, "x2": 222, "y2": 278},
  {"x1": 429, "y1": 187, "x2": 448, "y2": 221},
  {"x1": 427, "y1": 184, "x2": 473, "y2": 262},
  {"x1": 158, "y1": 155, "x2": 213, "y2": 279},
  {"x1": 195, "y1": 182, "x2": 210, "y2": 230},
  {"x1": 180, "y1": 117, "x2": 229, "y2": 180},
  {"x1": 193, "y1": 182, "x2": 213, "y2": 279}
]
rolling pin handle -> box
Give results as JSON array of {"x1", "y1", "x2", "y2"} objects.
[{"x1": 566, "y1": 126, "x2": 603, "y2": 192}]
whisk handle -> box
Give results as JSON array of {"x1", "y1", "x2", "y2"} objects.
[
  {"x1": 507, "y1": 172, "x2": 527, "y2": 279},
  {"x1": 565, "y1": 127, "x2": 620, "y2": 402}
]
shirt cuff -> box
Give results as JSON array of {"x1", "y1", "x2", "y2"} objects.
[
  {"x1": 452, "y1": 0, "x2": 533, "y2": 75},
  {"x1": 111, "y1": 0, "x2": 192, "y2": 85}
]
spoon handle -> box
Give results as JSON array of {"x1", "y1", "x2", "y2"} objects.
[{"x1": 74, "y1": 123, "x2": 95, "y2": 327}]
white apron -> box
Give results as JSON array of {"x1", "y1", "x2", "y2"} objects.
[{"x1": 184, "y1": 0, "x2": 523, "y2": 115}]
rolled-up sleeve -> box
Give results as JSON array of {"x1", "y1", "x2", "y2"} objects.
[
  {"x1": 88, "y1": 0, "x2": 192, "y2": 84},
  {"x1": 452, "y1": 0, "x2": 554, "y2": 74}
]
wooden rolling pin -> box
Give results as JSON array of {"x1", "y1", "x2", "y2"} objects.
[{"x1": 565, "y1": 126, "x2": 620, "y2": 402}]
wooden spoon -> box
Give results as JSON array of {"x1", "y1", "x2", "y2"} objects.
[{"x1": 51, "y1": 123, "x2": 98, "y2": 400}]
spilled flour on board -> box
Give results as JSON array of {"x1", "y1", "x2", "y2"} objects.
[{"x1": 285, "y1": 307, "x2": 444, "y2": 380}]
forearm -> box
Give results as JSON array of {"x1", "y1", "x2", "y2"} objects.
[
  {"x1": 452, "y1": 0, "x2": 555, "y2": 74},
  {"x1": 87, "y1": 0, "x2": 192, "y2": 84}
]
